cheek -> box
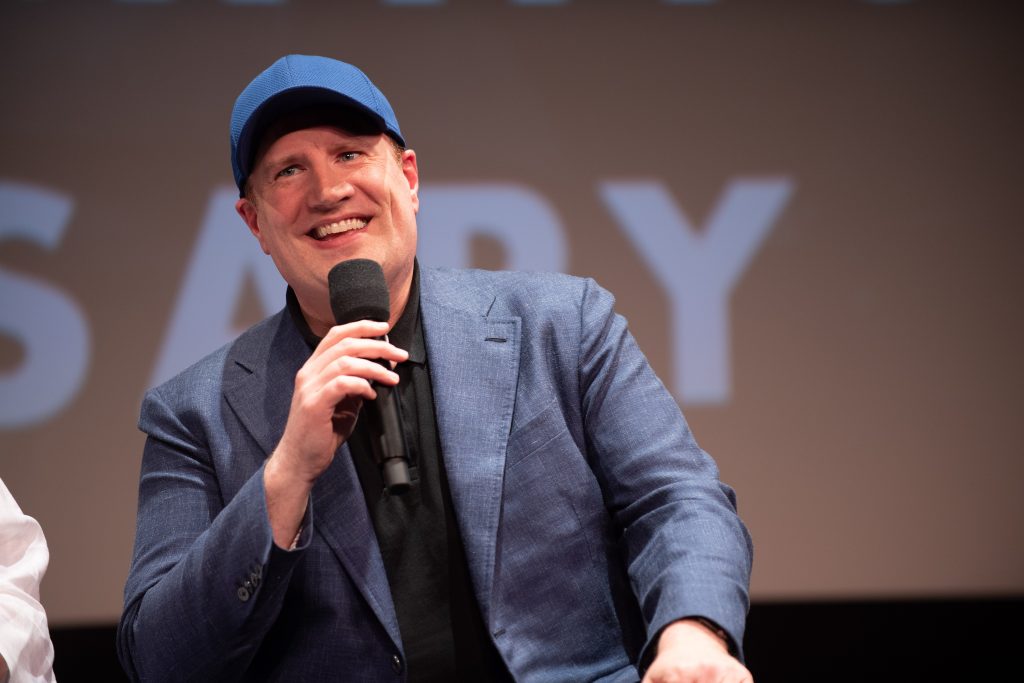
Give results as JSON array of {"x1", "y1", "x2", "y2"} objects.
[
  {"x1": 249, "y1": 216, "x2": 272, "y2": 255},
  {"x1": 254, "y1": 209, "x2": 297, "y2": 257}
]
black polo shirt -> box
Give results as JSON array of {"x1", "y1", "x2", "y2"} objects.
[{"x1": 286, "y1": 264, "x2": 512, "y2": 682}]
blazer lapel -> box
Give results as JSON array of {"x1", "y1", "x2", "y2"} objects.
[
  {"x1": 222, "y1": 312, "x2": 304, "y2": 459},
  {"x1": 420, "y1": 277, "x2": 521, "y2": 627},
  {"x1": 311, "y1": 446, "x2": 402, "y2": 647},
  {"x1": 222, "y1": 310, "x2": 401, "y2": 649}
]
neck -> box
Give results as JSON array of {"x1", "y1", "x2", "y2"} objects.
[
  {"x1": 302, "y1": 308, "x2": 335, "y2": 339},
  {"x1": 386, "y1": 267, "x2": 414, "y2": 330}
]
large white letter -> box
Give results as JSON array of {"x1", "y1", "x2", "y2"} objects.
[
  {"x1": 0, "y1": 181, "x2": 89, "y2": 428},
  {"x1": 149, "y1": 187, "x2": 286, "y2": 387},
  {"x1": 417, "y1": 183, "x2": 567, "y2": 273},
  {"x1": 600, "y1": 178, "x2": 793, "y2": 403}
]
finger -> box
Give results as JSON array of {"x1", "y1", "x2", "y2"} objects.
[
  {"x1": 292, "y1": 357, "x2": 399, "y2": 429},
  {"x1": 331, "y1": 395, "x2": 363, "y2": 436},
  {"x1": 308, "y1": 336, "x2": 409, "y2": 375},
  {"x1": 332, "y1": 338, "x2": 409, "y2": 366},
  {"x1": 326, "y1": 318, "x2": 391, "y2": 340},
  {"x1": 291, "y1": 378, "x2": 373, "y2": 432},
  {"x1": 300, "y1": 340, "x2": 407, "y2": 392},
  {"x1": 323, "y1": 356, "x2": 400, "y2": 387},
  {"x1": 722, "y1": 666, "x2": 753, "y2": 683},
  {"x1": 305, "y1": 320, "x2": 388, "y2": 372},
  {"x1": 313, "y1": 363, "x2": 394, "y2": 409},
  {"x1": 332, "y1": 394, "x2": 363, "y2": 421},
  {"x1": 311, "y1": 320, "x2": 391, "y2": 360},
  {"x1": 730, "y1": 661, "x2": 753, "y2": 683}
]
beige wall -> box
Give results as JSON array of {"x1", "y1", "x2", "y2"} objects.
[{"x1": 1, "y1": 0, "x2": 1021, "y2": 625}]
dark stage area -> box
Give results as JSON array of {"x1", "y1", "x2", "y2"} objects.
[{"x1": 51, "y1": 597, "x2": 1020, "y2": 682}]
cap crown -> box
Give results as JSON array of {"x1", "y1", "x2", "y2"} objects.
[{"x1": 230, "y1": 55, "x2": 404, "y2": 194}]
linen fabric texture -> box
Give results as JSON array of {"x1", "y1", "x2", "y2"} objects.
[{"x1": 117, "y1": 267, "x2": 753, "y2": 682}]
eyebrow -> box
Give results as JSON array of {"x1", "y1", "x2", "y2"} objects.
[{"x1": 263, "y1": 153, "x2": 305, "y2": 171}]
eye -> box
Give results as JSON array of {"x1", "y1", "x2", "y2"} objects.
[
  {"x1": 339, "y1": 151, "x2": 361, "y2": 162},
  {"x1": 275, "y1": 165, "x2": 300, "y2": 179}
]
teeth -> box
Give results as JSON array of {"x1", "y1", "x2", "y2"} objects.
[{"x1": 312, "y1": 218, "x2": 368, "y2": 239}]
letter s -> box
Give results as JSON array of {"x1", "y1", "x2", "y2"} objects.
[{"x1": 0, "y1": 181, "x2": 90, "y2": 428}]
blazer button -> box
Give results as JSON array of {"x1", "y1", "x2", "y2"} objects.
[
  {"x1": 391, "y1": 654, "x2": 403, "y2": 674},
  {"x1": 237, "y1": 586, "x2": 250, "y2": 602}
]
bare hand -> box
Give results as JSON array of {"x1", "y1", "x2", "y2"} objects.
[
  {"x1": 264, "y1": 319, "x2": 408, "y2": 547},
  {"x1": 642, "y1": 619, "x2": 753, "y2": 683}
]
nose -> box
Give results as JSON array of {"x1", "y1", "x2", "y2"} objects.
[{"x1": 309, "y1": 164, "x2": 353, "y2": 210}]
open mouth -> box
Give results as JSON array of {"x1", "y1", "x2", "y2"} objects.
[{"x1": 310, "y1": 217, "x2": 369, "y2": 240}]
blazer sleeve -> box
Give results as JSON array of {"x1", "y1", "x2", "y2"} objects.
[
  {"x1": 117, "y1": 383, "x2": 312, "y2": 683},
  {"x1": 575, "y1": 278, "x2": 753, "y2": 665}
]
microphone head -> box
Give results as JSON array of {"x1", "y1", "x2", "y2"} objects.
[{"x1": 328, "y1": 259, "x2": 390, "y2": 325}]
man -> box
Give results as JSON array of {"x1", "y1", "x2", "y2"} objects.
[{"x1": 118, "y1": 54, "x2": 753, "y2": 682}]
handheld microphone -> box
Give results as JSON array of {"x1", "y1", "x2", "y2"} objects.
[{"x1": 328, "y1": 259, "x2": 411, "y2": 495}]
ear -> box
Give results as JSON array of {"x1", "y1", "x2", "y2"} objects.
[
  {"x1": 401, "y1": 149, "x2": 420, "y2": 214},
  {"x1": 235, "y1": 197, "x2": 271, "y2": 255}
]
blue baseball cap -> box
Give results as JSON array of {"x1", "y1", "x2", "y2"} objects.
[{"x1": 230, "y1": 54, "x2": 405, "y2": 196}]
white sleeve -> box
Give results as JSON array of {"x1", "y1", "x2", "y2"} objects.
[{"x1": 0, "y1": 478, "x2": 56, "y2": 683}]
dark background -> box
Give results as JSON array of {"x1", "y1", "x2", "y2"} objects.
[{"x1": 50, "y1": 598, "x2": 1024, "y2": 681}]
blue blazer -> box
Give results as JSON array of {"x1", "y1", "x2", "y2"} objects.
[{"x1": 118, "y1": 268, "x2": 752, "y2": 682}]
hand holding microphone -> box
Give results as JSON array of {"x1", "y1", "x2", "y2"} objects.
[
  {"x1": 328, "y1": 259, "x2": 412, "y2": 495},
  {"x1": 264, "y1": 259, "x2": 410, "y2": 547}
]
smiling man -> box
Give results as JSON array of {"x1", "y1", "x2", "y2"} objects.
[
  {"x1": 118, "y1": 55, "x2": 754, "y2": 683},
  {"x1": 237, "y1": 107, "x2": 419, "y2": 336}
]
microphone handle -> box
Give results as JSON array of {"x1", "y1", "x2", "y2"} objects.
[
  {"x1": 364, "y1": 348, "x2": 411, "y2": 495},
  {"x1": 370, "y1": 382, "x2": 411, "y2": 494}
]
